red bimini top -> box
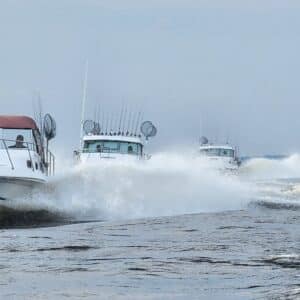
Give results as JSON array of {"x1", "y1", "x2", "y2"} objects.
[{"x1": 0, "y1": 116, "x2": 38, "y2": 130}]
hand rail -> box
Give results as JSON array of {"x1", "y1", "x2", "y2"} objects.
[{"x1": 46, "y1": 149, "x2": 55, "y2": 176}]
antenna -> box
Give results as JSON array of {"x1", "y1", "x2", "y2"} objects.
[
  {"x1": 80, "y1": 60, "x2": 89, "y2": 148},
  {"x1": 134, "y1": 111, "x2": 142, "y2": 135},
  {"x1": 199, "y1": 116, "x2": 203, "y2": 141},
  {"x1": 37, "y1": 93, "x2": 44, "y2": 138},
  {"x1": 118, "y1": 102, "x2": 124, "y2": 133},
  {"x1": 97, "y1": 104, "x2": 101, "y2": 126},
  {"x1": 32, "y1": 95, "x2": 38, "y2": 125},
  {"x1": 93, "y1": 105, "x2": 97, "y2": 124},
  {"x1": 32, "y1": 92, "x2": 42, "y2": 143},
  {"x1": 37, "y1": 94, "x2": 42, "y2": 126},
  {"x1": 127, "y1": 110, "x2": 132, "y2": 135}
]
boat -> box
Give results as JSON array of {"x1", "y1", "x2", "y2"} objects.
[
  {"x1": 198, "y1": 136, "x2": 241, "y2": 171},
  {"x1": 74, "y1": 63, "x2": 157, "y2": 164},
  {"x1": 74, "y1": 118, "x2": 157, "y2": 164},
  {"x1": 0, "y1": 114, "x2": 56, "y2": 200}
]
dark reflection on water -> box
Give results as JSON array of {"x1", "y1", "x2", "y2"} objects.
[
  {"x1": 0, "y1": 204, "x2": 299, "y2": 300},
  {"x1": 0, "y1": 205, "x2": 102, "y2": 229},
  {"x1": 0, "y1": 205, "x2": 68, "y2": 228}
]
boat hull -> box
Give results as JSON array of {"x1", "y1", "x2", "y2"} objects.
[{"x1": 0, "y1": 177, "x2": 45, "y2": 200}]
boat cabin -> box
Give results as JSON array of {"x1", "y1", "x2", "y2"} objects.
[
  {"x1": 0, "y1": 115, "x2": 55, "y2": 179},
  {"x1": 78, "y1": 134, "x2": 145, "y2": 162},
  {"x1": 199, "y1": 145, "x2": 236, "y2": 158},
  {"x1": 83, "y1": 135, "x2": 143, "y2": 156},
  {"x1": 76, "y1": 116, "x2": 157, "y2": 163}
]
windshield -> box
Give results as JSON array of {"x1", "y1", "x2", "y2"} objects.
[
  {"x1": 0, "y1": 129, "x2": 37, "y2": 151},
  {"x1": 200, "y1": 148, "x2": 235, "y2": 158},
  {"x1": 83, "y1": 140, "x2": 143, "y2": 156}
]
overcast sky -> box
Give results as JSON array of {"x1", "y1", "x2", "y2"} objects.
[{"x1": 1, "y1": 0, "x2": 300, "y2": 156}]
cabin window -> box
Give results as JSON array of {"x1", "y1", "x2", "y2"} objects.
[
  {"x1": 83, "y1": 140, "x2": 143, "y2": 155},
  {"x1": 220, "y1": 149, "x2": 234, "y2": 157},
  {"x1": 200, "y1": 148, "x2": 234, "y2": 158},
  {"x1": 200, "y1": 148, "x2": 219, "y2": 156},
  {"x1": 0, "y1": 129, "x2": 36, "y2": 151},
  {"x1": 119, "y1": 142, "x2": 142, "y2": 155}
]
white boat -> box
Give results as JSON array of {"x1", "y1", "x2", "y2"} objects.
[
  {"x1": 0, "y1": 115, "x2": 56, "y2": 200},
  {"x1": 199, "y1": 137, "x2": 241, "y2": 171},
  {"x1": 74, "y1": 64, "x2": 157, "y2": 164},
  {"x1": 74, "y1": 119, "x2": 157, "y2": 164}
]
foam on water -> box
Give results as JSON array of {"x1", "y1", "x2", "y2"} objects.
[
  {"x1": 4, "y1": 152, "x2": 300, "y2": 221},
  {"x1": 239, "y1": 154, "x2": 300, "y2": 209},
  {"x1": 240, "y1": 154, "x2": 300, "y2": 180},
  {"x1": 10, "y1": 151, "x2": 251, "y2": 220}
]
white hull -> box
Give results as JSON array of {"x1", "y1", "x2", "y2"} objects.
[
  {"x1": 0, "y1": 177, "x2": 45, "y2": 200},
  {"x1": 78, "y1": 152, "x2": 144, "y2": 164},
  {"x1": 208, "y1": 158, "x2": 240, "y2": 171}
]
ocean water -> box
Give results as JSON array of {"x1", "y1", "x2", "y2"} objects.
[{"x1": 0, "y1": 153, "x2": 299, "y2": 299}]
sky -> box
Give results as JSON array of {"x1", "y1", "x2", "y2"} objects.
[{"x1": 0, "y1": 0, "x2": 300, "y2": 156}]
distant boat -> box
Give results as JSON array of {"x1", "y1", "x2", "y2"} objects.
[
  {"x1": 0, "y1": 114, "x2": 56, "y2": 200},
  {"x1": 198, "y1": 136, "x2": 241, "y2": 171}
]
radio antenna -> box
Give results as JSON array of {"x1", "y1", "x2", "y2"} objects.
[
  {"x1": 32, "y1": 95, "x2": 38, "y2": 126},
  {"x1": 97, "y1": 104, "x2": 101, "y2": 126},
  {"x1": 37, "y1": 93, "x2": 43, "y2": 136},
  {"x1": 80, "y1": 60, "x2": 89, "y2": 148}
]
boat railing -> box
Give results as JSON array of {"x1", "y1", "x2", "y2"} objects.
[
  {"x1": 46, "y1": 149, "x2": 55, "y2": 176},
  {"x1": 0, "y1": 138, "x2": 55, "y2": 175},
  {"x1": 0, "y1": 138, "x2": 37, "y2": 171}
]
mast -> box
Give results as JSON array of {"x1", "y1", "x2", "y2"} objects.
[{"x1": 80, "y1": 60, "x2": 89, "y2": 148}]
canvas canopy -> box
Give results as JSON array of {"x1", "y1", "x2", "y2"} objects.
[{"x1": 0, "y1": 116, "x2": 38, "y2": 130}]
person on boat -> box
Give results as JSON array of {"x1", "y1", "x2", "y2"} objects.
[
  {"x1": 96, "y1": 144, "x2": 102, "y2": 152},
  {"x1": 9, "y1": 135, "x2": 27, "y2": 149},
  {"x1": 128, "y1": 145, "x2": 133, "y2": 154}
]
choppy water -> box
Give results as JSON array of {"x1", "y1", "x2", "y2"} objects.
[{"x1": 0, "y1": 153, "x2": 300, "y2": 299}]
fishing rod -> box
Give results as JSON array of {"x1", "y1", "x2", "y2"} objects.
[{"x1": 118, "y1": 103, "x2": 124, "y2": 134}]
